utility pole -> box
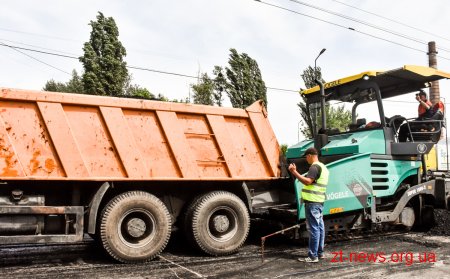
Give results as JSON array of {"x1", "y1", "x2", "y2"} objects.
[{"x1": 428, "y1": 41, "x2": 440, "y2": 104}]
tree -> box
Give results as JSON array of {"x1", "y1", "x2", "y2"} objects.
[
  {"x1": 42, "y1": 13, "x2": 207, "y2": 104},
  {"x1": 298, "y1": 101, "x2": 315, "y2": 138},
  {"x1": 43, "y1": 79, "x2": 66, "y2": 92},
  {"x1": 190, "y1": 68, "x2": 226, "y2": 107},
  {"x1": 191, "y1": 73, "x2": 215, "y2": 105},
  {"x1": 156, "y1": 93, "x2": 169, "y2": 102},
  {"x1": 301, "y1": 66, "x2": 324, "y2": 89},
  {"x1": 170, "y1": 97, "x2": 190, "y2": 103},
  {"x1": 212, "y1": 66, "x2": 226, "y2": 106},
  {"x1": 325, "y1": 105, "x2": 352, "y2": 132},
  {"x1": 79, "y1": 12, "x2": 128, "y2": 96},
  {"x1": 298, "y1": 66, "x2": 324, "y2": 138},
  {"x1": 125, "y1": 84, "x2": 155, "y2": 99},
  {"x1": 280, "y1": 144, "x2": 288, "y2": 156},
  {"x1": 121, "y1": 74, "x2": 155, "y2": 100},
  {"x1": 43, "y1": 70, "x2": 84, "y2": 93},
  {"x1": 298, "y1": 66, "x2": 352, "y2": 138},
  {"x1": 216, "y1": 48, "x2": 267, "y2": 109}
]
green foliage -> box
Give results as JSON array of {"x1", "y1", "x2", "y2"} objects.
[
  {"x1": 189, "y1": 64, "x2": 232, "y2": 107},
  {"x1": 298, "y1": 100, "x2": 315, "y2": 138},
  {"x1": 301, "y1": 66, "x2": 325, "y2": 89},
  {"x1": 187, "y1": 49, "x2": 269, "y2": 108},
  {"x1": 298, "y1": 66, "x2": 322, "y2": 138},
  {"x1": 123, "y1": 89, "x2": 172, "y2": 102},
  {"x1": 79, "y1": 12, "x2": 128, "y2": 96},
  {"x1": 43, "y1": 79, "x2": 66, "y2": 92},
  {"x1": 212, "y1": 66, "x2": 226, "y2": 106},
  {"x1": 65, "y1": 70, "x2": 84, "y2": 93},
  {"x1": 39, "y1": 12, "x2": 189, "y2": 105},
  {"x1": 43, "y1": 70, "x2": 84, "y2": 93},
  {"x1": 191, "y1": 73, "x2": 215, "y2": 105},
  {"x1": 218, "y1": 48, "x2": 267, "y2": 108},
  {"x1": 125, "y1": 84, "x2": 155, "y2": 99},
  {"x1": 324, "y1": 105, "x2": 352, "y2": 132},
  {"x1": 191, "y1": 50, "x2": 267, "y2": 108},
  {"x1": 226, "y1": 48, "x2": 267, "y2": 108},
  {"x1": 170, "y1": 97, "x2": 189, "y2": 103},
  {"x1": 280, "y1": 144, "x2": 288, "y2": 156},
  {"x1": 156, "y1": 93, "x2": 169, "y2": 102},
  {"x1": 298, "y1": 66, "x2": 352, "y2": 139}
]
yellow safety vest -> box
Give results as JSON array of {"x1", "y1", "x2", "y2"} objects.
[{"x1": 301, "y1": 161, "x2": 329, "y2": 203}]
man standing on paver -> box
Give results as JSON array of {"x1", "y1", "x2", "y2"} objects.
[{"x1": 288, "y1": 147, "x2": 329, "y2": 263}]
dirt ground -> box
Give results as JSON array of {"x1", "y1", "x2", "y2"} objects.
[{"x1": 0, "y1": 214, "x2": 449, "y2": 279}]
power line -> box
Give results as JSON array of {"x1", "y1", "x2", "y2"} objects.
[
  {"x1": 284, "y1": 0, "x2": 450, "y2": 53},
  {"x1": 2, "y1": 8, "x2": 449, "y2": 92},
  {"x1": 3, "y1": 39, "x2": 447, "y2": 97},
  {"x1": 0, "y1": 27, "x2": 192, "y2": 63},
  {"x1": 127, "y1": 65, "x2": 197, "y2": 79},
  {"x1": 0, "y1": 42, "x2": 201, "y2": 78},
  {"x1": 331, "y1": 0, "x2": 450, "y2": 43},
  {"x1": 267, "y1": 86, "x2": 298, "y2": 93},
  {"x1": 2, "y1": 40, "x2": 448, "y2": 97},
  {"x1": 0, "y1": 38, "x2": 80, "y2": 57},
  {"x1": 254, "y1": 0, "x2": 450, "y2": 61},
  {"x1": 0, "y1": 41, "x2": 71, "y2": 75},
  {"x1": 1, "y1": 43, "x2": 79, "y2": 59},
  {"x1": 3, "y1": 34, "x2": 447, "y2": 95},
  {"x1": 0, "y1": 41, "x2": 301, "y2": 93}
]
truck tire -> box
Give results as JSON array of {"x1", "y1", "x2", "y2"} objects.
[
  {"x1": 100, "y1": 191, "x2": 171, "y2": 263},
  {"x1": 185, "y1": 191, "x2": 250, "y2": 256}
]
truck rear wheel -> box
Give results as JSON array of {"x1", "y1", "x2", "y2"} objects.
[
  {"x1": 185, "y1": 191, "x2": 250, "y2": 256},
  {"x1": 100, "y1": 191, "x2": 171, "y2": 263}
]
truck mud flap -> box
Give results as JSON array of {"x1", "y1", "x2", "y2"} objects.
[{"x1": 0, "y1": 206, "x2": 84, "y2": 244}]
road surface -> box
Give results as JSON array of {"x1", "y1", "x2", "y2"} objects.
[{"x1": 0, "y1": 228, "x2": 448, "y2": 279}]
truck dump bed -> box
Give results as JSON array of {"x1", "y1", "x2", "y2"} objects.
[{"x1": 0, "y1": 88, "x2": 280, "y2": 181}]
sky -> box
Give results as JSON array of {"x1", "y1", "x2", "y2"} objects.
[{"x1": 1, "y1": 0, "x2": 450, "y2": 146}]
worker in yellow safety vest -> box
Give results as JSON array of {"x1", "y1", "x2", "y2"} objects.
[{"x1": 288, "y1": 147, "x2": 329, "y2": 263}]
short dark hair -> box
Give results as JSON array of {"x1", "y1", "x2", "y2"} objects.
[
  {"x1": 304, "y1": 147, "x2": 318, "y2": 156},
  {"x1": 418, "y1": 90, "x2": 427, "y2": 97}
]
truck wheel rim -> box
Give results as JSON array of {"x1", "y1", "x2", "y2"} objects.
[
  {"x1": 118, "y1": 209, "x2": 156, "y2": 248},
  {"x1": 207, "y1": 206, "x2": 238, "y2": 242}
]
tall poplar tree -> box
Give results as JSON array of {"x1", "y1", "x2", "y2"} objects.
[
  {"x1": 222, "y1": 48, "x2": 267, "y2": 108},
  {"x1": 79, "y1": 12, "x2": 128, "y2": 96}
]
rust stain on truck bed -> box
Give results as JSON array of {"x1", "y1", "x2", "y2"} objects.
[
  {"x1": 44, "y1": 158, "x2": 56, "y2": 173},
  {"x1": 0, "y1": 138, "x2": 19, "y2": 177},
  {"x1": 1, "y1": 151, "x2": 18, "y2": 177},
  {"x1": 29, "y1": 150, "x2": 41, "y2": 175}
]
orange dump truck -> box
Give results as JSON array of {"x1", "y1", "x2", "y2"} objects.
[{"x1": 0, "y1": 88, "x2": 286, "y2": 262}]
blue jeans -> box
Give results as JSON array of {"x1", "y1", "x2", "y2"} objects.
[{"x1": 305, "y1": 202, "x2": 325, "y2": 259}]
